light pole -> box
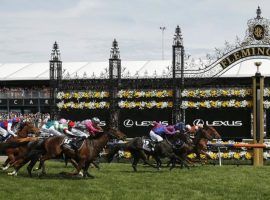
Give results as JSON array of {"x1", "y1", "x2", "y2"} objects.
[{"x1": 160, "y1": 26, "x2": 166, "y2": 60}]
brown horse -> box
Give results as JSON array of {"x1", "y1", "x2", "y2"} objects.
[
  {"x1": 192, "y1": 125, "x2": 221, "y2": 163},
  {"x1": 0, "y1": 122, "x2": 40, "y2": 171},
  {"x1": 11, "y1": 128, "x2": 126, "y2": 177}
]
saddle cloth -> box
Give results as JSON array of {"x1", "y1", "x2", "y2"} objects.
[
  {"x1": 63, "y1": 137, "x2": 85, "y2": 150},
  {"x1": 142, "y1": 139, "x2": 152, "y2": 152}
]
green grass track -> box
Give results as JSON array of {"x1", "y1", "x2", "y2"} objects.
[{"x1": 0, "y1": 161, "x2": 270, "y2": 200}]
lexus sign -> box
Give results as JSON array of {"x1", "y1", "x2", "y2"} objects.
[
  {"x1": 186, "y1": 108, "x2": 251, "y2": 139},
  {"x1": 119, "y1": 109, "x2": 172, "y2": 138},
  {"x1": 193, "y1": 119, "x2": 243, "y2": 127}
]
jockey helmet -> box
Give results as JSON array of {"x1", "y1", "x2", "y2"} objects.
[
  {"x1": 91, "y1": 117, "x2": 101, "y2": 125},
  {"x1": 59, "y1": 118, "x2": 67, "y2": 124},
  {"x1": 185, "y1": 124, "x2": 191, "y2": 130},
  {"x1": 68, "y1": 121, "x2": 75, "y2": 128}
]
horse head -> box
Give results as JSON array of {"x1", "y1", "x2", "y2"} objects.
[
  {"x1": 105, "y1": 127, "x2": 126, "y2": 140},
  {"x1": 17, "y1": 122, "x2": 40, "y2": 137},
  {"x1": 202, "y1": 125, "x2": 221, "y2": 140}
]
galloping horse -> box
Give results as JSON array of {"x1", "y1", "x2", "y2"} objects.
[
  {"x1": 192, "y1": 125, "x2": 221, "y2": 163},
  {"x1": 9, "y1": 128, "x2": 126, "y2": 177},
  {"x1": 107, "y1": 131, "x2": 191, "y2": 171},
  {"x1": 0, "y1": 122, "x2": 40, "y2": 171}
]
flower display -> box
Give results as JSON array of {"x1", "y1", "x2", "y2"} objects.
[
  {"x1": 57, "y1": 101, "x2": 110, "y2": 109},
  {"x1": 118, "y1": 101, "x2": 173, "y2": 109},
  {"x1": 57, "y1": 91, "x2": 109, "y2": 100},
  {"x1": 181, "y1": 88, "x2": 252, "y2": 98},
  {"x1": 181, "y1": 100, "x2": 252, "y2": 109},
  {"x1": 117, "y1": 90, "x2": 173, "y2": 98}
]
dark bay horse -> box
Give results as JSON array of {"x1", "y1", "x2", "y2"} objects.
[
  {"x1": 107, "y1": 132, "x2": 191, "y2": 171},
  {"x1": 9, "y1": 128, "x2": 126, "y2": 177}
]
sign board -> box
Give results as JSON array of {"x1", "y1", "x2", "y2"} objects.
[
  {"x1": 185, "y1": 108, "x2": 252, "y2": 140},
  {"x1": 119, "y1": 109, "x2": 172, "y2": 138}
]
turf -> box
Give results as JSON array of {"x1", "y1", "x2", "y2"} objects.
[{"x1": 0, "y1": 161, "x2": 270, "y2": 200}]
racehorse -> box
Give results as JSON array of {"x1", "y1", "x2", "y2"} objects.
[
  {"x1": 191, "y1": 125, "x2": 221, "y2": 163},
  {"x1": 107, "y1": 131, "x2": 191, "y2": 171},
  {"x1": 9, "y1": 128, "x2": 126, "y2": 177},
  {"x1": 0, "y1": 122, "x2": 40, "y2": 171}
]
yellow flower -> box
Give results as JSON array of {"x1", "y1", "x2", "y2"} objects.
[
  {"x1": 168, "y1": 102, "x2": 173, "y2": 107},
  {"x1": 223, "y1": 153, "x2": 229, "y2": 159},
  {"x1": 134, "y1": 92, "x2": 141, "y2": 98},
  {"x1": 234, "y1": 153, "x2": 240, "y2": 160},
  {"x1": 145, "y1": 91, "x2": 151, "y2": 98},
  {"x1": 245, "y1": 152, "x2": 252, "y2": 160},
  {"x1": 168, "y1": 90, "x2": 173, "y2": 97},
  {"x1": 156, "y1": 91, "x2": 164, "y2": 98},
  {"x1": 200, "y1": 154, "x2": 206, "y2": 159},
  {"x1": 188, "y1": 153, "x2": 196, "y2": 159},
  {"x1": 124, "y1": 151, "x2": 132, "y2": 159}
]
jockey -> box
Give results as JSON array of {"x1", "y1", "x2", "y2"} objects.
[
  {"x1": 82, "y1": 117, "x2": 103, "y2": 137},
  {"x1": 40, "y1": 119, "x2": 62, "y2": 137},
  {"x1": 63, "y1": 120, "x2": 88, "y2": 138},
  {"x1": 0, "y1": 117, "x2": 18, "y2": 141},
  {"x1": 149, "y1": 121, "x2": 177, "y2": 143}
]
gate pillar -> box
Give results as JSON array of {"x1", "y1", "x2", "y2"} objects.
[{"x1": 252, "y1": 62, "x2": 264, "y2": 166}]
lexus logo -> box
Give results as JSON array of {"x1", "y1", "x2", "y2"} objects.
[
  {"x1": 193, "y1": 119, "x2": 204, "y2": 126},
  {"x1": 123, "y1": 119, "x2": 134, "y2": 128},
  {"x1": 192, "y1": 119, "x2": 242, "y2": 127},
  {"x1": 123, "y1": 119, "x2": 169, "y2": 128}
]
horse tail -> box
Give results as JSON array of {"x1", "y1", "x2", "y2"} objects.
[{"x1": 107, "y1": 143, "x2": 127, "y2": 163}]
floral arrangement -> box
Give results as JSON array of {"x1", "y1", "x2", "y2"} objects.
[
  {"x1": 57, "y1": 101, "x2": 109, "y2": 109},
  {"x1": 181, "y1": 88, "x2": 252, "y2": 98},
  {"x1": 117, "y1": 90, "x2": 173, "y2": 98},
  {"x1": 57, "y1": 91, "x2": 109, "y2": 100},
  {"x1": 118, "y1": 101, "x2": 173, "y2": 109},
  {"x1": 181, "y1": 100, "x2": 252, "y2": 109}
]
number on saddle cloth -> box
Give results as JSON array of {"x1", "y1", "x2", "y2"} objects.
[{"x1": 142, "y1": 139, "x2": 153, "y2": 152}]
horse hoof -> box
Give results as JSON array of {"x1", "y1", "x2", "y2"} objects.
[
  {"x1": 79, "y1": 172, "x2": 83, "y2": 177},
  {"x1": 33, "y1": 167, "x2": 40, "y2": 171},
  {"x1": 8, "y1": 172, "x2": 17, "y2": 176}
]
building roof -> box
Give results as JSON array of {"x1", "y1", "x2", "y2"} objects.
[{"x1": 0, "y1": 59, "x2": 269, "y2": 81}]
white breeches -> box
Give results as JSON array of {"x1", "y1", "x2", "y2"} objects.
[
  {"x1": 0, "y1": 127, "x2": 8, "y2": 137},
  {"x1": 149, "y1": 130, "x2": 163, "y2": 142}
]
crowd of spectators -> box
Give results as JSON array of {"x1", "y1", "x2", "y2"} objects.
[
  {"x1": 0, "y1": 112, "x2": 50, "y2": 123},
  {"x1": 0, "y1": 86, "x2": 50, "y2": 98}
]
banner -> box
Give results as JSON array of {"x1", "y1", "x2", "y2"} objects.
[
  {"x1": 9, "y1": 99, "x2": 23, "y2": 106},
  {"x1": 40, "y1": 99, "x2": 50, "y2": 106},
  {"x1": 24, "y1": 99, "x2": 38, "y2": 106},
  {"x1": 119, "y1": 109, "x2": 172, "y2": 138},
  {"x1": 185, "y1": 108, "x2": 251, "y2": 140}
]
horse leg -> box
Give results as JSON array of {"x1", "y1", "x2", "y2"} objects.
[
  {"x1": 1, "y1": 157, "x2": 10, "y2": 171},
  {"x1": 39, "y1": 154, "x2": 51, "y2": 176},
  {"x1": 132, "y1": 152, "x2": 140, "y2": 172},
  {"x1": 91, "y1": 161, "x2": 100, "y2": 170},
  {"x1": 138, "y1": 151, "x2": 156, "y2": 169},
  {"x1": 83, "y1": 161, "x2": 94, "y2": 179},
  {"x1": 169, "y1": 157, "x2": 176, "y2": 171}
]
